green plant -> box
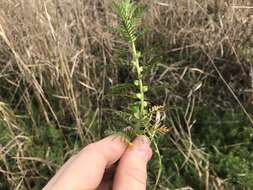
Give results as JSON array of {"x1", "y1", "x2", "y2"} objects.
[{"x1": 110, "y1": 0, "x2": 169, "y2": 188}]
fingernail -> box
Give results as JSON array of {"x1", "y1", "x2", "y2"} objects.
[{"x1": 133, "y1": 136, "x2": 152, "y2": 161}]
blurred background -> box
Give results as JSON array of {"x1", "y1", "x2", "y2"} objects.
[{"x1": 0, "y1": 0, "x2": 252, "y2": 189}]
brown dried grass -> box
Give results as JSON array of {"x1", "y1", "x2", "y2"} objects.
[{"x1": 0, "y1": 0, "x2": 252, "y2": 189}]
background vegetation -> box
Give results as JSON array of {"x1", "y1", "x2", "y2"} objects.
[{"x1": 0, "y1": 0, "x2": 252, "y2": 189}]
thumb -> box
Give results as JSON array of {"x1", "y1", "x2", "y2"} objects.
[{"x1": 113, "y1": 136, "x2": 152, "y2": 190}]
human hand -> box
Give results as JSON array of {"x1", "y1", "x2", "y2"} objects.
[{"x1": 42, "y1": 135, "x2": 152, "y2": 190}]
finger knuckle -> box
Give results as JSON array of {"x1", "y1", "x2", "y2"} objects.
[{"x1": 125, "y1": 166, "x2": 147, "y2": 186}]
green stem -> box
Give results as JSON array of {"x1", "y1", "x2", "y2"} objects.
[
  {"x1": 132, "y1": 42, "x2": 145, "y2": 116},
  {"x1": 153, "y1": 139, "x2": 162, "y2": 190},
  {"x1": 131, "y1": 33, "x2": 162, "y2": 190},
  {"x1": 148, "y1": 130, "x2": 162, "y2": 190}
]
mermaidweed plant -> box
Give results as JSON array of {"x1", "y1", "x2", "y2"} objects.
[{"x1": 110, "y1": 0, "x2": 170, "y2": 188}]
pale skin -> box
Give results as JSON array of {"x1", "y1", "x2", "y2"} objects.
[{"x1": 43, "y1": 135, "x2": 153, "y2": 190}]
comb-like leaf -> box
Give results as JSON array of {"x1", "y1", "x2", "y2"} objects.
[
  {"x1": 112, "y1": 0, "x2": 145, "y2": 43},
  {"x1": 107, "y1": 83, "x2": 134, "y2": 96}
]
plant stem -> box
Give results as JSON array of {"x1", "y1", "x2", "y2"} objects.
[
  {"x1": 132, "y1": 42, "x2": 145, "y2": 116},
  {"x1": 131, "y1": 25, "x2": 162, "y2": 190},
  {"x1": 148, "y1": 130, "x2": 162, "y2": 190},
  {"x1": 153, "y1": 140, "x2": 162, "y2": 190}
]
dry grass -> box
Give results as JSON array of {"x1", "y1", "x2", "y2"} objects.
[{"x1": 0, "y1": 0, "x2": 252, "y2": 189}]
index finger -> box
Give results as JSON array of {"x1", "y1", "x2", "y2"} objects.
[{"x1": 43, "y1": 135, "x2": 127, "y2": 190}]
